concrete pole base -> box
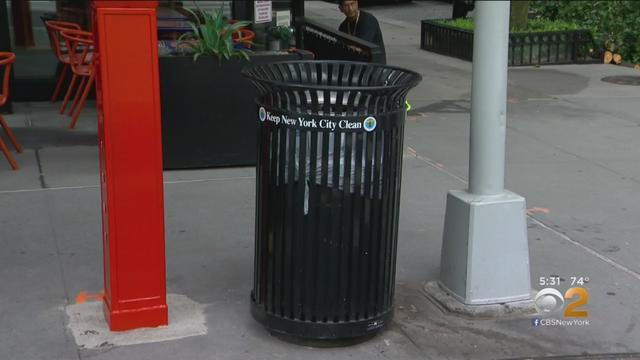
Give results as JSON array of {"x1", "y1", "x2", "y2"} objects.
[
  {"x1": 439, "y1": 190, "x2": 531, "y2": 305},
  {"x1": 423, "y1": 281, "x2": 536, "y2": 319}
]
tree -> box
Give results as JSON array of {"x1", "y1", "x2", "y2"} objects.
[{"x1": 510, "y1": 0, "x2": 530, "y2": 30}]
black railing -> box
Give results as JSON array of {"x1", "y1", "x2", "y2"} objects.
[
  {"x1": 509, "y1": 30, "x2": 593, "y2": 66},
  {"x1": 421, "y1": 20, "x2": 474, "y2": 61},
  {"x1": 421, "y1": 20, "x2": 594, "y2": 66},
  {"x1": 296, "y1": 17, "x2": 386, "y2": 64}
]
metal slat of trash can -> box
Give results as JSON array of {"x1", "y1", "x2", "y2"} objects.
[{"x1": 243, "y1": 61, "x2": 421, "y2": 340}]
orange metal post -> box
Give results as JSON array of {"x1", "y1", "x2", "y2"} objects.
[{"x1": 92, "y1": 0, "x2": 167, "y2": 331}]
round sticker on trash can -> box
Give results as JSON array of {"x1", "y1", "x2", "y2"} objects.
[
  {"x1": 259, "y1": 107, "x2": 267, "y2": 122},
  {"x1": 363, "y1": 116, "x2": 377, "y2": 132}
]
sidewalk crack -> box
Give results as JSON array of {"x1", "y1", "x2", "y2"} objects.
[{"x1": 24, "y1": 103, "x2": 48, "y2": 189}]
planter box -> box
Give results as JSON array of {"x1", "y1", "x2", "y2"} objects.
[
  {"x1": 323, "y1": 0, "x2": 412, "y2": 5},
  {"x1": 159, "y1": 51, "x2": 311, "y2": 169},
  {"x1": 420, "y1": 20, "x2": 594, "y2": 66}
]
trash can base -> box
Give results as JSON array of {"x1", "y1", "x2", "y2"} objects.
[
  {"x1": 251, "y1": 296, "x2": 393, "y2": 341},
  {"x1": 269, "y1": 331, "x2": 379, "y2": 347}
]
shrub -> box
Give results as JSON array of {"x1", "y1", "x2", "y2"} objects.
[
  {"x1": 436, "y1": 18, "x2": 583, "y2": 33},
  {"x1": 530, "y1": 0, "x2": 640, "y2": 63}
]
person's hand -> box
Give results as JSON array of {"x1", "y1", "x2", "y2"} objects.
[{"x1": 347, "y1": 45, "x2": 363, "y2": 53}]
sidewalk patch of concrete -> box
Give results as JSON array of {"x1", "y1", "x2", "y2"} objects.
[
  {"x1": 423, "y1": 281, "x2": 536, "y2": 319},
  {"x1": 65, "y1": 294, "x2": 207, "y2": 349}
]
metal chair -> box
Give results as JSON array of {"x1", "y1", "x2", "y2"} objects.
[
  {"x1": 0, "y1": 52, "x2": 23, "y2": 170},
  {"x1": 44, "y1": 20, "x2": 82, "y2": 104},
  {"x1": 60, "y1": 29, "x2": 95, "y2": 129}
]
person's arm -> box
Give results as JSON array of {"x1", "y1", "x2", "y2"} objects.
[
  {"x1": 338, "y1": 20, "x2": 347, "y2": 34},
  {"x1": 355, "y1": 13, "x2": 379, "y2": 43}
]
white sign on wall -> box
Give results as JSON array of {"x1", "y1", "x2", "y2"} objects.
[
  {"x1": 254, "y1": 1, "x2": 273, "y2": 24},
  {"x1": 275, "y1": 10, "x2": 291, "y2": 27}
]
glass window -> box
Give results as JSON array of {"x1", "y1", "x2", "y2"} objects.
[{"x1": 2, "y1": 0, "x2": 91, "y2": 101}]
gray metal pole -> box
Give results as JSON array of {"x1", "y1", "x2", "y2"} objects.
[
  {"x1": 433, "y1": 0, "x2": 532, "y2": 307},
  {"x1": 468, "y1": 0, "x2": 510, "y2": 196}
]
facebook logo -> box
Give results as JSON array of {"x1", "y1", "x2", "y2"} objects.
[{"x1": 532, "y1": 318, "x2": 541, "y2": 327}]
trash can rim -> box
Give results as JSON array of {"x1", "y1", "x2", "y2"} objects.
[{"x1": 241, "y1": 60, "x2": 422, "y2": 93}]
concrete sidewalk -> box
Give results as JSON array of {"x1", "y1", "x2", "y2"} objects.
[{"x1": 1, "y1": 1, "x2": 640, "y2": 359}]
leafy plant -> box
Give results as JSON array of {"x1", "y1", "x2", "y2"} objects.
[
  {"x1": 268, "y1": 26, "x2": 293, "y2": 42},
  {"x1": 178, "y1": 7, "x2": 252, "y2": 63},
  {"x1": 437, "y1": 18, "x2": 582, "y2": 33},
  {"x1": 530, "y1": 0, "x2": 640, "y2": 63}
]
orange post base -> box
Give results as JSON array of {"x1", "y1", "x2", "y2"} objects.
[{"x1": 103, "y1": 301, "x2": 168, "y2": 332}]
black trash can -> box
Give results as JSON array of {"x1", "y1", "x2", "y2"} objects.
[{"x1": 243, "y1": 61, "x2": 421, "y2": 340}]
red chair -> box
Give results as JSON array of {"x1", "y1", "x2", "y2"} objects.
[
  {"x1": 0, "y1": 52, "x2": 23, "y2": 170},
  {"x1": 44, "y1": 20, "x2": 82, "y2": 104},
  {"x1": 232, "y1": 29, "x2": 255, "y2": 49},
  {"x1": 60, "y1": 29, "x2": 95, "y2": 129}
]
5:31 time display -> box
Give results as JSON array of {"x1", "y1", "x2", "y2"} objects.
[{"x1": 539, "y1": 276, "x2": 561, "y2": 286}]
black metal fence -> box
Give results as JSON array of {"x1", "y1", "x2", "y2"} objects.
[
  {"x1": 421, "y1": 20, "x2": 474, "y2": 61},
  {"x1": 509, "y1": 30, "x2": 593, "y2": 66},
  {"x1": 296, "y1": 17, "x2": 386, "y2": 64},
  {"x1": 421, "y1": 20, "x2": 594, "y2": 66}
]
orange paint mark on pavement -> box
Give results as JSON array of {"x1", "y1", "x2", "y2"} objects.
[
  {"x1": 526, "y1": 207, "x2": 550, "y2": 215},
  {"x1": 75, "y1": 291, "x2": 105, "y2": 304}
]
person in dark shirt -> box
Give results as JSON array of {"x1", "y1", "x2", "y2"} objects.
[{"x1": 338, "y1": 0, "x2": 386, "y2": 64}]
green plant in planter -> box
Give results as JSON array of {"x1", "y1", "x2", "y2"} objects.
[
  {"x1": 179, "y1": 7, "x2": 252, "y2": 63},
  {"x1": 268, "y1": 25, "x2": 294, "y2": 43},
  {"x1": 437, "y1": 18, "x2": 582, "y2": 33}
]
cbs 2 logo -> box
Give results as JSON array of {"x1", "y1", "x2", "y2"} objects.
[{"x1": 534, "y1": 287, "x2": 589, "y2": 317}]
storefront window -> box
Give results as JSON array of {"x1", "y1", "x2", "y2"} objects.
[
  {"x1": 1, "y1": 0, "x2": 91, "y2": 101},
  {"x1": 0, "y1": 0, "x2": 301, "y2": 103},
  {"x1": 6, "y1": 1, "x2": 57, "y2": 80}
]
